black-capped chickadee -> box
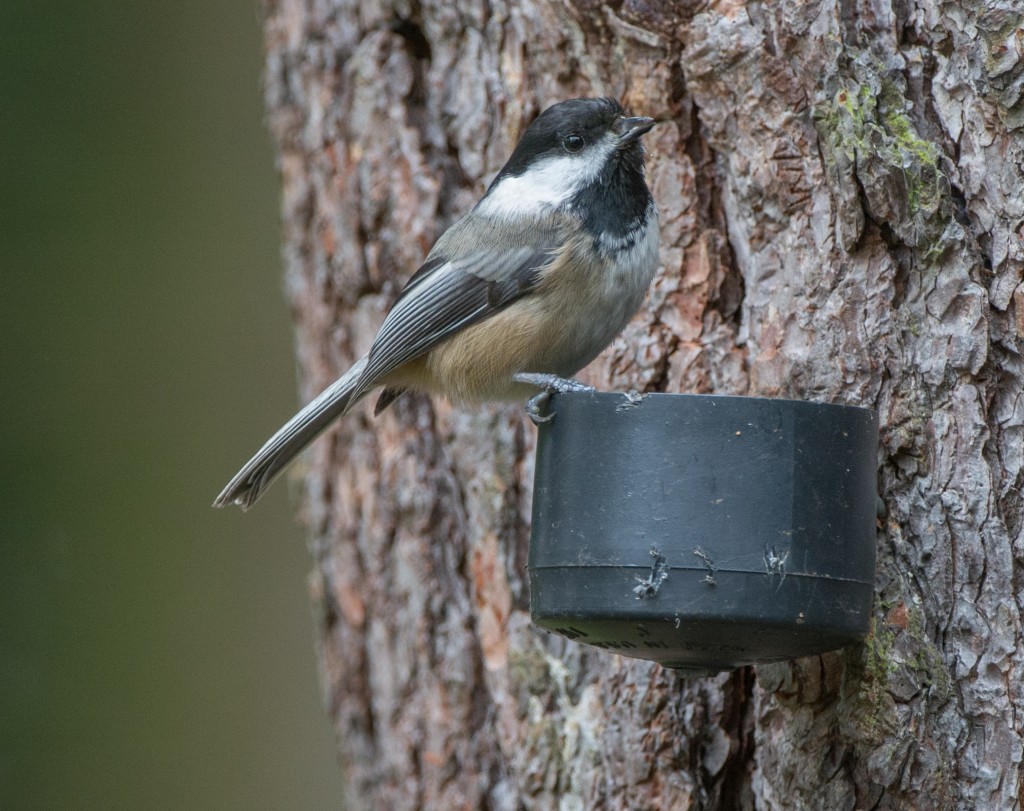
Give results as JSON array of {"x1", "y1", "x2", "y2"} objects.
[{"x1": 216, "y1": 97, "x2": 659, "y2": 509}]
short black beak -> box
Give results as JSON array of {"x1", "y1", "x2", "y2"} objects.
[{"x1": 615, "y1": 115, "x2": 656, "y2": 145}]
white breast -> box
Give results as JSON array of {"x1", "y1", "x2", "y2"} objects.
[{"x1": 539, "y1": 206, "x2": 660, "y2": 376}]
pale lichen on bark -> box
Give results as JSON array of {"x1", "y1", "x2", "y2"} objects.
[
  {"x1": 813, "y1": 52, "x2": 957, "y2": 253},
  {"x1": 262, "y1": 0, "x2": 1024, "y2": 808}
]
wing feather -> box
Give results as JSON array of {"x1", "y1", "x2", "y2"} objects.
[{"x1": 352, "y1": 215, "x2": 563, "y2": 395}]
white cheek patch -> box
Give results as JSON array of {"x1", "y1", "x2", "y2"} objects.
[{"x1": 477, "y1": 138, "x2": 616, "y2": 218}]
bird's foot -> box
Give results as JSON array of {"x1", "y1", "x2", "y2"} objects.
[{"x1": 513, "y1": 373, "x2": 595, "y2": 425}]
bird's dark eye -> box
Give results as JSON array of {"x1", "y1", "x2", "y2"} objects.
[{"x1": 561, "y1": 133, "x2": 585, "y2": 153}]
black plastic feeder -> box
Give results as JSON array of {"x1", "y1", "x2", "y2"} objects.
[{"x1": 528, "y1": 392, "x2": 878, "y2": 675}]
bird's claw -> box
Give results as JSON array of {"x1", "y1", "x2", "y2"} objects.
[
  {"x1": 525, "y1": 391, "x2": 554, "y2": 425},
  {"x1": 514, "y1": 373, "x2": 596, "y2": 426}
]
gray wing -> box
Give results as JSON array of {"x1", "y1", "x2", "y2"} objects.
[{"x1": 353, "y1": 215, "x2": 563, "y2": 397}]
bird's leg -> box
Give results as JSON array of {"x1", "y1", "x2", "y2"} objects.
[
  {"x1": 513, "y1": 373, "x2": 596, "y2": 425},
  {"x1": 513, "y1": 373, "x2": 595, "y2": 394}
]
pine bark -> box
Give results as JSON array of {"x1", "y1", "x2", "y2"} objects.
[{"x1": 262, "y1": 0, "x2": 1024, "y2": 808}]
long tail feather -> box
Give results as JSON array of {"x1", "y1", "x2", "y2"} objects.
[{"x1": 213, "y1": 356, "x2": 369, "y2": 510}]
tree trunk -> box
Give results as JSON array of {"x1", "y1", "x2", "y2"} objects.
[{"x1": 261, "y1": 0, "x2": 1024, "y2": 807}]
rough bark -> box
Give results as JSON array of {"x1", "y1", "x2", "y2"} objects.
[{"x1": 261, "y1": 0, "x2": 1024, "y2": 808}]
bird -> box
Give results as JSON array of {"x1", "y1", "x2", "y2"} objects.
[{"x1": 215, "y1": 97, "x2": 659, "y2": 509}]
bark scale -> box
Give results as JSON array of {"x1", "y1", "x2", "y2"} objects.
[{"x1": 262, "y1": 0, "x2": 1024, "y2": 807}]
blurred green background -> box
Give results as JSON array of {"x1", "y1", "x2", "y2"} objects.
[{"x1": 1, "y1": 1, "x2": 347, "y2": 808}]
